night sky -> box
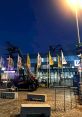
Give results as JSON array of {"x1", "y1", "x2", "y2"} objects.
[{"x1": 0, "y1": 0, "x2": 82, "y2": 55}]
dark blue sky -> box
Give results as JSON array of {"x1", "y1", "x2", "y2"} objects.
[{"x1": 0, "y1": 0, "x2": 82, "y2": 55}]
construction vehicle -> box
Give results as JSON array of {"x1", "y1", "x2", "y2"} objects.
[{"x1": 5, "y1": 42, "x2": 39, "y2": 91}]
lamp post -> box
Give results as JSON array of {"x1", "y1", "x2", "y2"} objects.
[
  {"x1": 74, "y1": 2, "x2": 82, "y2": 104},
  {"x1": 66, "y1": 0, "x2": 82, "y2": 104},
  {"x1": 75, "y1": 8, "x2": 80, "y2": 44},
  {"x1": 67, "y1": 0, "x2": 81, "y2": 43}
]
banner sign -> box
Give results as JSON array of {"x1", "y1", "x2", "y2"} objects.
[{"x1": 74, "y1": 60, "x2": 80, "y2": 66}]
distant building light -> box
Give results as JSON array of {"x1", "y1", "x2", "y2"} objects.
[
  {"x1": 42, "y1": 65, "x2": 49, "y2": 69},
  {"x1": 77, "y1": 53, "x2": 81, "y2": 57},
  {"x1": 72, "y1": 66, "x2": 74, "y2": 68},
  {"x1": 53, "y1": 57, "x2": 57, "y2": 61},
  {"x1": 42, "y1": 58, "x2": 44, "y2": 62},
  {"x1": 1, "y1": 67, "x2": 6, "y2": 71},
  {"x1": 4, "y1": 71, "x2": 15, "y2": 73},
  {"x1": 22, "y1": 67, "x2": 24, "y2": 69},
  {"x1": 3, "y1": 81, "x2": 7, "y2": 83}
]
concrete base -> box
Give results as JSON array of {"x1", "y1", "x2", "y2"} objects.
[
  {"x1": 0, "y1": 89, "x2": 6, "y2": 98},
  {"x1": 1, "y1": 92, "x2": 18, "y2": 99},
  {"x1": 20, "y1": 104, "x2": 51, "y2": 117},
  {"x1": 27, "y1": 93, "x2": 47, "y2": 102}
]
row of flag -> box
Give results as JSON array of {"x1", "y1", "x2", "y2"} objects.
[
  {"x1": 0, "y1": 50, "x2": 67, "y2": 70},
  {"x1": 26, "y1": 50, "x2": 67, "y2": 69}
]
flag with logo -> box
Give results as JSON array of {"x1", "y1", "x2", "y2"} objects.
[
  {"x1": 26, "y1": 54, "x2": 31, "y2": 69},
  {"x1": 17, "y1": 54, "x2": 22, "y2": 69},
  {"x1": 58, "y1": 55, "x2": 62, "y2": 68},
  {"x1": 7, "y1": 56, "x2": 14, "y2": 69},
  {"x1": 49, "y1": 51, "x2": 54, "y2": 66},
  {"x1": 61, "y1": 50, "x2": 67, "y2": 65},
  {"x1": 37, "y1": 53, "x2": 42, "y2": 68}
]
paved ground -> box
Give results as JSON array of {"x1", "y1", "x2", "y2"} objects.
[{"x1": 0, "y1": 87, "x2": 82, "y2": 117}]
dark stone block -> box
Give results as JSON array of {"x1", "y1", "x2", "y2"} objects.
[
  {"x1": 1, "y1": 92, "x2": 18, "y2": 99},
  {"x1": 27, "y1": 93, "x2": 47, "y2": 102},
  {"x1": 20, "y1": 104, "x2": 51, "y2": 117}
]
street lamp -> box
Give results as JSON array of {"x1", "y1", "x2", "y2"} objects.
[
  {"x1": 66, "y1": 0, "x2": 82, "y2": 104},
  {"x1": 67, "y1": 0, "x2": 82, "y2": 44}
]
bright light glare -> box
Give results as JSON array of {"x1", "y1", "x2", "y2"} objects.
[
  {"x1": 1, "y1": 67, "x2": 6, "y2": 71},
  {"x1": 79, "y1": 1, "x2": 82, "y2": 9},
  {"x1": 67, "y1": 0, "x2": 82, "y2": 10},
  {"x1": 67, "y1": 0, "x2": 78, "y2": 7}
]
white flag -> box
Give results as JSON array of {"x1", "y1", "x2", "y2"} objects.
[
  {"x1": 37, "y1": 53, "x2": 42, "y2": 68},
  {"x1": 61, "y1": 50, "x2": 67, "y2": 65},
  {"x1": 7, "y1": 56, "x2": 14, "y2": 69},
  {"x1": 17, "y1": 54, "x2": 22, "y2": 68},
  {"x1": 0, "y1": 56, "x2": 4, "y2": 68}
]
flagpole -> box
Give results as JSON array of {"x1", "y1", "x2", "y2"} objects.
[
  {"x1": 48, "y1": 52, "x2": 51, "y2": 86},
  {"x1": 37, "y1": 66, "x2": 38, "y2": 78},
  {"x1": 61, "y1": 65, "x2": 64, "y2": 85},
  {"x1": 47, "y1": 63, "x2": 48, "y2": 88},
  {"x1": 47, "y1": 55, "x2": 49, "y2": 88},
  {"x1": 49, "y1": 64, "x2": 51, "y2": 86},
  {"x1": 61, "y1": 50, "x2": 66, "y2": 111},
  {"x1": 57, "y1": 56, "x2": 59, "y2": 85},
  {"x1": 37, "y1": 53, "x2": 42, "y2": 80},
  {"x1": 36, "y1": 55, "x2": 38, "y2": 78},
  {"x1": 58, "y1": 55, "x2": 61, "y2": 85},
  {"x1": 61, "y1": 50, "x2": 65, "y2": 110}
]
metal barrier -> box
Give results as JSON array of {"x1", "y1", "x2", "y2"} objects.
[
  {"x1": 70, "y1": 87, "x2": 77, "y2": 109},
  {"x1": 53, "y1": 86, "x2": 77, "y2": 111}
]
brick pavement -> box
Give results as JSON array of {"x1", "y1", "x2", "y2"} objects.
[{"x1": 0, "y1": 87, "x2": 82, "y2": 117}]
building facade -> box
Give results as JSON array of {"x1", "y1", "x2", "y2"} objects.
[{"x1": 29, "y1": 53, "x2": 80, "y2": 87}]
